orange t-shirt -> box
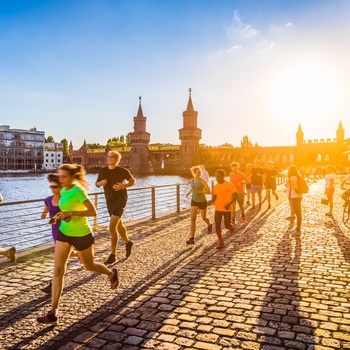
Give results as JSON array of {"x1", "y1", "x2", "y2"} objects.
[
  {"x1": 244, "y1": 170, "x2": 252, "y2": 184},
  {"x1": 229, "y1": 171, "x2": 249, "y2": 194},
  {"x1": 214, "y1": 181, "x2": 237, "y2": 212}
]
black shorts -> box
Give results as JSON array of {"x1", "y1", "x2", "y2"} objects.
[
  {"x1": 265, "y1": 182, "x2": 276, "y2": 191},
  {"x1": 106, "y1": 199, "x2": 126, "y2": 217},
  {"x1": 191, "y1": 200, "x2": 208, "y2": 210},
  {"x1": 246, "y1": 184, "x2": 251, "y2": 190},
  {"x1": 56, "y1": 230, "x2": 94, "y2": 251}
]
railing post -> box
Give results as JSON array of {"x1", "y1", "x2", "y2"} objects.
[
  {"x1": 151, "y1": 187, "x2": 156, "y2": 220},
  {"x1": 93, "y1": 193, "x2": 98, "y2": 232},
  {"x1": 176, "y1": 184, "x2": 180, "y2": 213}
]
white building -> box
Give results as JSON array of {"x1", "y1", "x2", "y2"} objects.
[{"x1": 43, "y1": 143, "x2": 63, "y2": 170}]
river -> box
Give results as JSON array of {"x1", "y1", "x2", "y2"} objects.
[{"x1": 0, "y1": 173, "x2": 189, "y2": 203}]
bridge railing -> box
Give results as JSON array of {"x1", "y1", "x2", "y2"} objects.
[
  {"x1": 0, "y1": 183, "x2": 191, "y2": 255},
  {"x1": 0, "y1": 175, "x2": 287, "y2": 256}
]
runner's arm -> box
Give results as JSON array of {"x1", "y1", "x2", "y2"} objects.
[{"x1": 57, "y1": 199, "x2": 97, "y2": 220}]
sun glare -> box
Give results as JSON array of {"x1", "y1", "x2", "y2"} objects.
[{"x1": 268, "y1": 63, "x2": 343, "y2": 123}]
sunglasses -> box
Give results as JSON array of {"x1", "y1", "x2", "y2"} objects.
[{"x1": 50, "y1": 185, "x2": 59, "y2": 189}]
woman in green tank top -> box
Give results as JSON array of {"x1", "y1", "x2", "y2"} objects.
[{"x1": 185, "y1": 165, "x2": 212, "y2": 245}]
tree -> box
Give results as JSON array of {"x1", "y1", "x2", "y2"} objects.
[
  {"x1": 126, "y1": 132, "x2": 131, "y2": 146},
  {"x1": 60, "y1": 138, "x2": 69, "y2": 155},
  {"x1": 46, "y1": 136, "x2": 55, "y2": 142},
  {"x1": 120, "y1": 135, "x2": 125, "y2": 143}
]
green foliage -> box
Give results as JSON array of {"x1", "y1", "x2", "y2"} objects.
[
  {"x1": 60, "y1": 138, "x2": 69, "y2": 155},
  {"x1": 46, "y1": 135, "x2": 55, "y2": 142},
  {"x1": 87, "y1": 143, "x2": 105, "y2": 149}
]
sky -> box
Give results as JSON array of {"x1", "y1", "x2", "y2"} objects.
[{"x1": 0, "y1": 0, "x2": 349, "y2": 148}]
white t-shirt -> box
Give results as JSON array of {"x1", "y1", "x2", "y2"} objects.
[
  {"x1": 201, "y1": 169, "x2": 209, "y2": 182},
  {"x1": 325, "y1": 173, "x2": 335, "y2": 189},
  {"x1": 287, "y1": 176, "x2": 302, "y2": 198}
]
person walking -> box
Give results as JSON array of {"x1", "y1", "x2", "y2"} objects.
[
  {"x1": 229, "y1": 162, "x2": 248, "y2": 224},
  {"x1": 37, "y1": 164, "x2": 119, "y2": 324},
  {"x1": 212, "y1": 169, "x2": 236, "y2": 249},
  {"x1": 244, "y1": 163, "x2": 252, "y2": 205},
  {"x1": 286, "y1": 165, "x2": 303, "y2": 233},
  {"x1": 186, "y1": 165, "x2": 212, "y2": 245},
  {"x1": 251, "y1": 160, "x2": 264, "y2": 210},
  {"x1": 0, "y1": 192, "x2": 17, "y2": 262},
  {"x1": 324, "y1": 165, "x2": 335, "y2": 217},
  {"x1": 96, "y1": 151, "x2": 135, "y2": 264},
  {"x1": 264, "y1": 161, "x2": 279, "y2": 209}
]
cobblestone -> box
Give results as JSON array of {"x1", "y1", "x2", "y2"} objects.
[{"x1": 1, "y1": 181, "x2": 350, "y2": 349}]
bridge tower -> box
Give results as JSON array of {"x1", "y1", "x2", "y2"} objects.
[
  {"x1": 178, "y1": 88, "x2": 202, "y2": 174},
  {"x1": 337, "y1": 120, "x2": 345, "y2": 144},
  {"x1": 296, "y1": 123, "x2": 304, "y2": 147},
  {"x1": 129, "y1": 97, "x2": 151, "y2": 174}
]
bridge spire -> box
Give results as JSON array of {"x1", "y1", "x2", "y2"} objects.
[
  {"x1": 186, "y1": 88, "x2": 194, "y2": 112},
  {"x1": 136, "y1": 96, "x2": 144, "y2": 118}
]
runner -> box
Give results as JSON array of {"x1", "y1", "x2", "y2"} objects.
[
  {"x1": 264, "y1": 161, "x2": 279, "y2": 209},
  {"x1": 185, "y1": 166, "x2": 212, "y2": 245},
  {"x1": 244, "y1": 163, "x2": 252, "y2": 205},
  {"x1": 341, "y1": 168, "x2": 350, "y2": 204},
  {"x1": 199, "y1": 165, "x2": 210, "y2": 182},
  {"x1": 0, "y1": 193, "x2": 17, "y2": 262},
  {"x1": 229, "y1": 162, "x2": 248, "y2": 224},
  {"x1": 40, "y1": 174, "x2": 78, "y2": 294},
  {"x1": 37, "y1": 164, "x2": 119, "y2": 324},
  {"x1": 212, "y1": 169, "x2": 236, "y2": 249},
  {"x1": 324, "y1": 165, "x2": 335, "y2": 217},
  {"x1": 251, "y1": 160, "x2": 264, "y2": 210},
  {"x1": 286, "y1": 165, "x2": 303, "y2": 233},
  {"x1": 96, "y1": 150, "x2": 135, "y2": 264}
]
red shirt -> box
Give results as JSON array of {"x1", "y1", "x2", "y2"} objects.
[{"x1": 229, "y1": 171, "x2": 249, "y2": 194}]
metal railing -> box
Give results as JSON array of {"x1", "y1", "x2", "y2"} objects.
[
  {"x1": 0, "y1": 175, "x2": 287, "y2": 255},
  {"x1": 0, "y1": 183, "x2": 190, "y2": 254}
]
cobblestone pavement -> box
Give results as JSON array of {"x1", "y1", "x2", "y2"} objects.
[{"x1": 1, "y1": 180, "x2": 350, "y2": 350}]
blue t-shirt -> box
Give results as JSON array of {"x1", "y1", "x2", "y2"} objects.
[{"x1": 191, "y1": 178, "x2": 207, "y2": 202}]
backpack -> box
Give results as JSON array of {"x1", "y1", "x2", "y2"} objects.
[{"x1": 296, "y1": 176, "x2": 309, "y2": 194}]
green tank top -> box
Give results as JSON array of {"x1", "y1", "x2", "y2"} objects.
[{"x1": 191, "y1": 178, "x2": 207, "y2": 202}]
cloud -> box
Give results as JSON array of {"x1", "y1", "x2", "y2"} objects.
[{"x1": 227, "y1": 10, "x2": 258, "y2": 40}]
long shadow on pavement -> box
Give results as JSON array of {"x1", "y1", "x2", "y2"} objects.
[{"x1": 32, "y1": 207, "x2": 274, "y2": 349}]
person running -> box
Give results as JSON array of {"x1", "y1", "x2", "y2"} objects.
[
  {"x1": 96, "y1": 151, "x2": 135, "y2": 264},
  {"x1": 324, "y1": 165, "x2": 335, "y2": 217},
  {"x1": 186, "y1": 165, "x2": 212, "y2": 245},
  {"x1": 229, "y1": 162, "x2": 248, "y2": 224},
  {"x1": 0, "y1": 193, "x2": 17, "y2": 262},
  {"x1": 341, "y1": 168, "x2": 350, "y2": 205},
  {"x1": 212, "y1": 169, "x2": 236, "y2": 249},
  {"x1": 40, "y1": 174, "x2": 78, "y2": 294},
  {"x1": 0, "y1": 246, "x2": 16, "y2": 262},
  {"x1": 286, "y1": 165, "x2": 303, "y2": 233},
  {"x1": 264, "y1": 161, "x2": 279, "y2": 209},
  {"x1": 199, "y1": 165, "x2": 210, "y2": 183},
  {"x1": 251, "y1": 160, "x2": 264, "y2": 210},
  {"x1": 244, "y1": 163, "x2": 252, "y2": 205},
  {"x1": 37, "y1": 164, "x2": 119, "y2": 324}
]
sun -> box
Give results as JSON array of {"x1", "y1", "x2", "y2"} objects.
[{"x1": 267, "y1": 62, "x2": 343, "y2": 124}]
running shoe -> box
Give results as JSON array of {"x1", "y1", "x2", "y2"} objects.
[
  {"x1": 8, "y1": 247, "x2": 16, "y2": 263},
  {"x1": 41, "y1": 280, "x2": 52, "y2": 294},
  {"x1": 207, "y1": 224, "x2": 213, "y2": 234},
  {"x1": 216, "y1": 241, "x2": 225, "y2": 249},
  {"x1": 229, "y1": 225, "x2": 234, "y2": 234},
  {"x1": 268, "y1": 205, "x2": 271, "y2": 209},
  {"x1": 108, "y1": 268, "x2": 119, "y2": 289},
  {"x1": 325, "y1": 212, "x2": 333, "y2": 217},
  {"x1": 104, "y1": 254, "x2": 116, "y2": 265},
  {"x1": 241, "y1": 217, "x2": 246, "y2": 224},
  {"x1": 126, "y1": 241, "x2": 134, "y2": 258},
  {"x1": 246, "y1": 201, "x2": 250, "y2": 205},
  {"x1": 250, "y1": 205, "x2": 255, "y2": 210},
  {"x1": 274, "y1": 193, "x2": 279, "y2": 200},
  {"x1": 285, "y1": 216, "x2": 295, "y2": 221},
  {"x1": 186, "y1": 238, "x2": 195, "y2": 245},
  {"x1": 37, "y1": 309, "x2": 58, "y2": 324}
]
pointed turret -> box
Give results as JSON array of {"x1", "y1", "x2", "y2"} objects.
[
  {"x1": 136, "y1": 96, "x2": 144, "y2": 118},
  {"x1": 337, "y1": 120, "x2": 345, "y2": 144},
  {"x1": 296, "y1": 123, "x2": 304, "y2": 147},
  {"x1": 186, "y1": 88, "x2": 194, "y2": 112}
]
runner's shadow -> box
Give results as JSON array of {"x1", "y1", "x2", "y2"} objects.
[
  {"x1": 256, "y1": 230, "x2": 315, "y2": 347},
  {"x1": 329, "y1": 217, "x2": 350, "y2": 263}
]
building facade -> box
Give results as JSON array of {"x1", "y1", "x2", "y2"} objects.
[
  {"x1": 43, "y1": 142, "x2": 64, "y2": 170},
  {"x1": 0, "y1": 125, "x2": 45, "y2": 170}
]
